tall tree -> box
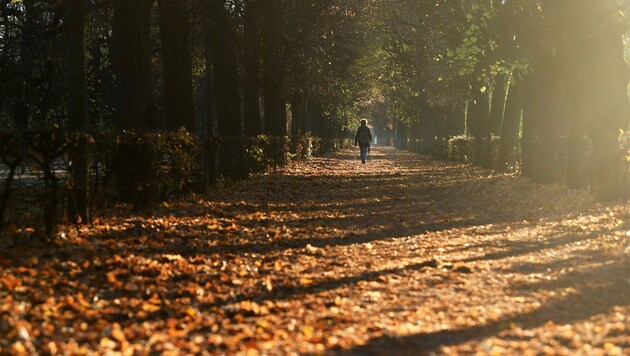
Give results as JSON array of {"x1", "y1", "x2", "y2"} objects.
[
  {"x1": 14, "y1": 0, "x2": 38, "y2": 131},
  {"x1": 159, "y1": 0, "x2": 196, "y2": 132},
  {"x1": 469, "y1": 87, "x2": 491, "y2": 167},
  {"x1": 207, "y1": 0, "x2": 242, "y2": 137},
  {"x1": 495, "y1": 80, "x2": 523, "y2": 173},
  {"x1": 64, "y1": 0, "x2": 89, "y2": 223},
  {"x1": 113, "y1": 0, "x2": 156, "y2": 131},
  {"x1": 572, "y1": 0, "x2": 630, "y2": 200},
  {"x1": 242, "y1": 0, "x2": 262, "y2": 136},
  {"x1": 489, "y1": 75, "x2": 506, "y2": 135},
  {"x1": 261, "y1": 0, "x2": 286, "y2": 136}
]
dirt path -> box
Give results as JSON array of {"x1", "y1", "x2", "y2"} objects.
[{"x1": 1, "y1": 147, "x2": 629, "y2": 354}]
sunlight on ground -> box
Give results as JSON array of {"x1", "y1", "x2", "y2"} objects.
[{"x1": 1, "y1": 148, "x2": 628, "y2": 354}]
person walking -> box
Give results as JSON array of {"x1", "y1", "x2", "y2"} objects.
[{"x1": 354, "y1": 119, "x2": 373, "y2": 164}]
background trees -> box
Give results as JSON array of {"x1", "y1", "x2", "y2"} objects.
[
  {"x1": 371, "y1": 0, "x2": 630, "y2": 201},
  {"x1": 0, "y1": 0, "x2": 629, "y2": 203}
]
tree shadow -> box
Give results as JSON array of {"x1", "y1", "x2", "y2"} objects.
[{"x1": 336, "y1": 259, "x2": 630, "y2": 355}]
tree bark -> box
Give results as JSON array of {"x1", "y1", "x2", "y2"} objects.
[
  {"x1": 207, "y1": 0, "x2": 242, "y2": 137},
  {"x1": 243, "y1": 0, "x2": 262, "y2": 136},
  {"x1": 522, "y1": 70, "x2": 563, "y2": 184},
  {"x1": 261, "y1": 0, "x2": 287, "y2": 136},
  {"x1": 159, "y1": 0, "x2": 196, "y2": 133},
  {"x1": 445, "y1": 106, "x2": 465, "y2": 138},
  {"x1": 469, "y1": 88, "x2": 491, "y2": 167},
  {"x1": 15, "y1": 0, "x2": 38, "y2": 131},
  {"x1": 64, "y1": 0, "x2": 89, "y2": 223},
  {"x1": 291, "y1": 91, "x2": 305, "y2": 136},
  {"x1": 113, "y1": 0, "x2": 156, "y2": 132},
  {"x1": 434, "y1": 110, "x2": 448, "y2": 158},
  {"x1": 495, "y1": 81, "x2": 523, "y2": 173},
  {"x1": 203, "y1": 32, "x2": 217, "y2": 137},
  {"x1": 583, "y1": 10, "x2": 630, "y2": 200},
  {"x1": 490, "y1": 75, "x2": 507, "y2": 135},
  {"x1": 420, "y1": 110, "x2": 437, "y2": 155}
]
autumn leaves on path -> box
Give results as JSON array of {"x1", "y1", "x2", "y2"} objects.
[{"x1": 1, "y1": 147, "x2": 629, "y2": 354}]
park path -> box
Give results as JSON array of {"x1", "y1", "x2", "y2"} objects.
[{"x1": 1, "y1": 147, "x2": 629, "y2": 354}]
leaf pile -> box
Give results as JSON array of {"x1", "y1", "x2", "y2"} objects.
[{"x1": 1, "y1": 147, "x2": 628, "y2": 354}]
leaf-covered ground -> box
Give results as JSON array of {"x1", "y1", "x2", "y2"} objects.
[{"x1": 1, "y1": 147, "x2": 629, "y2": 355}]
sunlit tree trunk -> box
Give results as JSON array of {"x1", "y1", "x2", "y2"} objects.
[
  {"x1": 495, "y1": 81, "x2": 523, "y2": 173},
  {"x1": 581, "y1": 5, "x2": 630, "y2": 200},
  {"x1": 490, "y1": 75, "x2": 507, "y2": 135},
  {"x1": 159, "y1": 0, "x2": 196, "y2": 132},
  {"x1": 469, "y1": 88, "x2": 490, "y2": 167}
]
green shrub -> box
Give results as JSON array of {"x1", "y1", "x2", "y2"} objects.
[
  {"x1": 447, "y1": 135, "x2": 474, "y2": 163},
  {"x1": 313, "y1": 138, "x2": 353, "y2": 156},
  {"x1": 0, "y1": 129, "x2": 342, "y2": 239},
  {"x1": 106, "y1": 129, "x2": 202, "y2": 207},
  {"x1": 290, "y1": 134, "x2": 314, "y2": 160},
  {"x1": 447, "y1": 134, "x2": 501, "y2": 165},
  {"x1": 247, "y1": 135, "x2": 290, "y2": 173}
]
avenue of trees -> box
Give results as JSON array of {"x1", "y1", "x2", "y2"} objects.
[
  {"x1": 0, "y1": 0, "x2": 373, "y2": 134},
  {"x1": 1, "y1": 0, "x2": 630, "y2": 234},
  {"x1": 0, "y1": 0, "x2": 374, "y2": 230},
  {"x1": 373, "y1": 0, "x2": 630, "y2": 202}
]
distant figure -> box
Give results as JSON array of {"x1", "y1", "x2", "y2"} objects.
[{"x1": 354, "y1": 119, "x2": 373, "y2": 164}]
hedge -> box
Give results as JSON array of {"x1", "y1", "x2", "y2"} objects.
[{"x1": 0, "y1": 130, "x2": 345, "y2": 241}]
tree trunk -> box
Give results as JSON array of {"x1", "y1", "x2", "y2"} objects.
[
  {"x1": 469, "y1": 88, "x2": 490, "y2": 167},
  {"x1": 64, "y1": 0, "x2": 89, "y2": 223},
  {"x1": 243, "y1": 0, "x2": 262, "y2": 136},
  {"x1": 522, "y1": 70, "x2": 562, "y2": 184},
  {"x1": 159, "y1": 0, "x2": 196, "y2": 132},
  {"x1": 434, "y1": 110, "x2": 448, "y2": 158},
  {"x1": 203, "y1": 31, "x2": 217, "y2": 137},
  {"x1": 395, "y1": 125, "x2": 408, "y2": 150},
  {"x1": 420, "y1": 111, "x2": 437, "y2": 155},
  {"x1": 308, "y1": 97, "x2": 322, "y2": 137},
  {"x1": 495, "y1": 81, "x2": 523, "y2": 173},
  {"x1": 113, "y1": 0, "x2": 156, "y2": 132},
  {"x1": 583, "y1": 10, "x2": 630, "y2": 200},
  {"x1": 490, "y1": 75, "x2": 507, "y2": 135},
  {"x1": 207, "y1": 0, "x2": 242, "y2": 137},
  {"x1": 566, "y1": 80, "x2": 590, "y2": 189},
  {"x1": 15, "y1": 0, "x2": 38, "y2": 131},
  {"x1": 261, "y1": 0, "x2": 287, "y2": 136},
  {"x1": 445, "y1": 106, "x2": 465, "y2": 138},
  {"x1": 291, "y1": 91, "x2": 305, "y2": 136},
  {"x1": 300, "y1": 95, "x2": 310, "y2": 134},
  {"x1": 112, "y1": 0, "x2": 157, "y2": 207}
]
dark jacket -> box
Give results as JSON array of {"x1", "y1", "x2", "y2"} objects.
[{"x1": 354, "y1": 125, "x2": 372, "y2": 146}]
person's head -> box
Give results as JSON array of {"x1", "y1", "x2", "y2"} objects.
[{"x1": 360, "y1": 119, "x2": 368, "y2": 127}]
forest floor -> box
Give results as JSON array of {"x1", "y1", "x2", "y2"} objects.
[{"x1": 1, "y1": 147, "x2": 629, "y2": 355}]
